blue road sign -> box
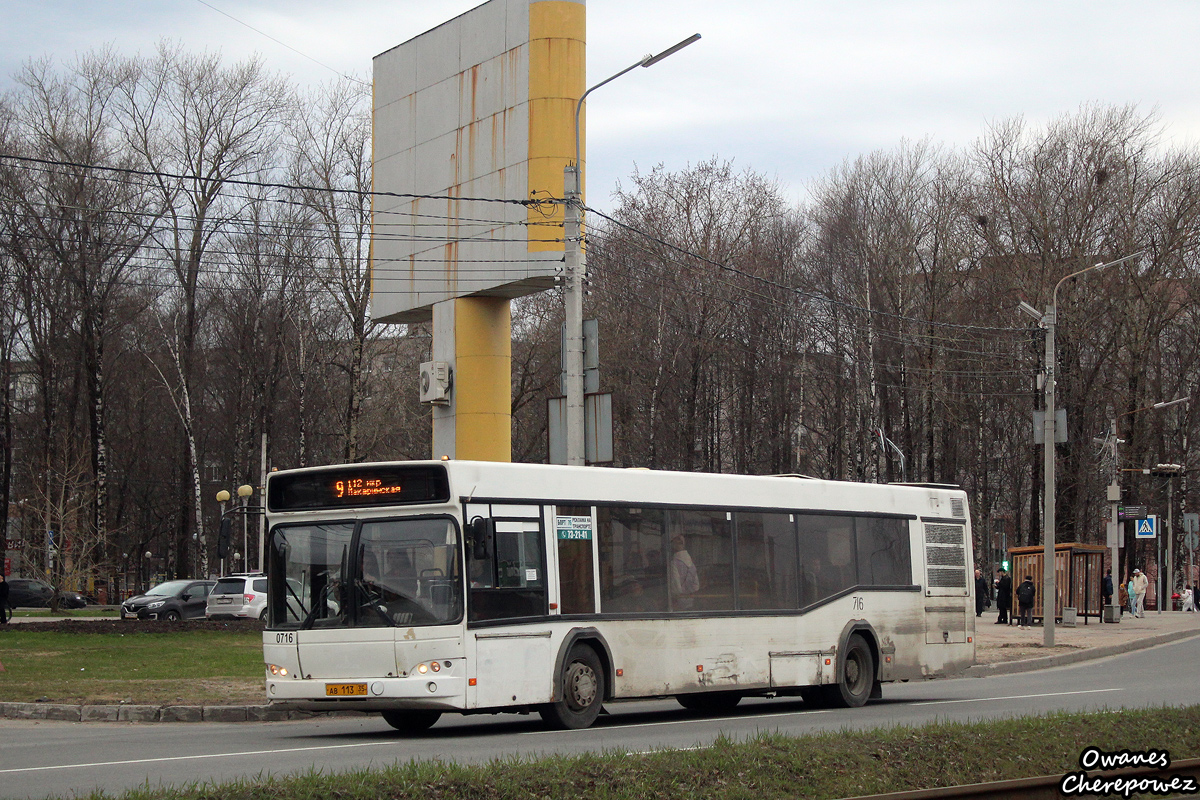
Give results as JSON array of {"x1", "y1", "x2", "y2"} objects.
[{"x1": 1135, "y1": 516, "x2": 1157, "y2": 539}]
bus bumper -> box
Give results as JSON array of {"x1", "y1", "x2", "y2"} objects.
[{"x1": 266, "y1": 675, "x2": 468, "y2": 711}]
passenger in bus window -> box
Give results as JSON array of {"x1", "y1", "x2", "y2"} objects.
[{"x1": 670, "y1": 534, "x2": 699, "y2": 610}]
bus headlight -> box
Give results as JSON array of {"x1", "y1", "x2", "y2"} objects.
[
  {"x1": 268, "y1": 664, "x2": 289, "y2": 677},
  {"x1": 415, "y1": 661, "x2": 442, "y2": 675}
]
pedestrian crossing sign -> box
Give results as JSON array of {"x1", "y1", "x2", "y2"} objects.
[{"x1": 1135, "y1": 515, "x2": 1157, "y2": 539}]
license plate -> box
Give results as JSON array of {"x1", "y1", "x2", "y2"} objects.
[
  {"x1": 325, "y1": 683, "x2": 368, "y2": 697},
  {"x1": 122, "y1": 610, "x2": 137, "y2": 619},
  {"x1": 217, "y1": 597, "x2": 233, "y2": 604}
]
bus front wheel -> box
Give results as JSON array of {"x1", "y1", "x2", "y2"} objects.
[
  {"x1": 540, "y1": 644, "x2": 604, "y2": 730},
  {"x1": 381, "y1": 709, "x2": 441, "y2": 733}
]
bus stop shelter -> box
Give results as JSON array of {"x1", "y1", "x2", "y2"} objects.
[{"x1": 1007, "y1": 542, "x2": 1107, "y2": 624}]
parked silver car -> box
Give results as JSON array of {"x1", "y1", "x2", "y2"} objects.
[{"x1": 205, "y1": 573, "x2": 267, "y2": 621}]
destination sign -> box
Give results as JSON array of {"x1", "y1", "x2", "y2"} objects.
[{"x1": 1118, "y1": 505, "x2": 1148, "y2": 521}]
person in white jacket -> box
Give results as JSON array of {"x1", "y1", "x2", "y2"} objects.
[
  {"x1": 1130, "y1": 569, "x2": 1149, "y2": 617},
  {"x1": 1182, "y1": 585, "x2": 1195, "y2": 613}
]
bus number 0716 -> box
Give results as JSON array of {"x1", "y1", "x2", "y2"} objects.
[{"x1": 276, "y1": 632, "x2": 294, "y2": 644}]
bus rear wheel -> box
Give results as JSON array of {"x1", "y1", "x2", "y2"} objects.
[
  {"x1": 539, "y1": 644, "x2": 604, "y2": 730},
  {"x1": 381, "y1": 709, "x2": 441, "y2": 733},
  {"x1": 676, "y1": 691, "x2": 742, "y2": 714},
  {"x1": 830, "y1": 634, "x2": 875, "y2": 708}
]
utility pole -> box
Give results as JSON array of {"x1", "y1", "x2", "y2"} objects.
[
  {"x1": 563, "y1": 164, "x2": 585, "y2": 466},
  {"x1": 1019, "y1": 252, "x2": 1141, "y2": 648},
  {"x1": 1041, "y1": 300, "x2": 1057, "y2": 644},
  {"x1": 562, "y1": 34, "x2": 700, "y2": 466}
]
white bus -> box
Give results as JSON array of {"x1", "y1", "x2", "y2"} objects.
[{"x1": 261, "y1": 460, "x2": 975, "y2": 731}]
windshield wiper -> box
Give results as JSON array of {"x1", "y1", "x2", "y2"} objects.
[
  {"x1": 355, "y1": 579, "x2": 395, "y2": 626},
  {"x1": 299, "y1": 581, "x2": 338, "y2": 630}
]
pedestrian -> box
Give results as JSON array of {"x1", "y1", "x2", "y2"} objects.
[
  {"x1": 1101, "y1": 568, "x2": 1114, "y2": 617},
  {"x1": 1131, "y1": 568, "x2": 1149, "y2": 618},
  {"x1": 1016, "y1": 574, "x2": 1036, "y2": 629},
  {"x1": 995, "y1": 568, "x2": 1012, "y2": 625},
  {"x1": 0, "y1": 572, "x2": 8, "y2": 624},
  {"x1": 1182, "y1": 585, "x2": 1195, "y2": 613},
  {"x1": 1118, "y1": 581, "x2": 1129, "y2": 617},
  {"x1": 974, "y1": 568, "x2": 990, "y2": 617}
]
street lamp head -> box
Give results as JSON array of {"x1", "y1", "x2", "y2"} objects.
[
  {"x1": 1152, "y1": 397, "x2": 1190, "y2": 410},
  {"x1": 1017, "y1": 300, "x2": 1042, "y2": 321},
  {"x1": 641, "y1": 33, "x2": 701, "y2": 67},
  {"x1": 216, "y1": 490, "x2": 231, "y2": 503},
  {"x1": 237, "y1": 484, "x2": 253, "y2": 499}
]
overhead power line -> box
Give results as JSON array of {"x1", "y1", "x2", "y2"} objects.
[
  {"x1": 194, "y1": 0, "x2": 370, "y2": 87},
  {"x1": 0, "y1": 153, "x2": 539, "y2": 209},
  {"x1": 584, "y1": 204, "x2": 1031, "y2": 335}
]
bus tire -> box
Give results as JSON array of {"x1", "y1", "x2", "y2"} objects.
[
  {"x1": 830, "y1": 633, "x2": 875, "y2": 708},
  {"x1": 676, "y1": 691, "x2": 742, "y2": 714},
  {"x1": 381, "y1": 709, "x2": 441, "y2": 733},
  {"x1": 539, "y1": 644, "x2": 604, "y2": 730}
]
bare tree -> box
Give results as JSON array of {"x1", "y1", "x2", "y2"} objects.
[
  {"x1": 118, "y1": 43, "x2": 291, "y2": 576},
  {"x1": 288, "y1": 79, "x2": 379, "y2": 463}
]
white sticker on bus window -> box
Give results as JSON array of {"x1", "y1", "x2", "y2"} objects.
[{"x1": 526, "y1": 568, "x2": 538, "y2": 582}]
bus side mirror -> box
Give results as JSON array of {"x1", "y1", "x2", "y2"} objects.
[
  {"x1": 217, "y1": 518, "x2": 232, "y2": 559},
  {"x1": 468, "y1": 517, "x2": 494, "y2": 561}
]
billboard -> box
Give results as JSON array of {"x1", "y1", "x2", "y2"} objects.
[{"x1": 372, "y1": 0, "x2": 585, "y2": 322}]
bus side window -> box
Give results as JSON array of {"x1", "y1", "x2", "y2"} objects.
[{"x1": 467, "y1": 516, "x2": 547, "y2": 622}]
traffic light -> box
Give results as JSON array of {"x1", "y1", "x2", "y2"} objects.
[{"x1": 1001, "y1": 559, "x2": 1010, "y2": 571}]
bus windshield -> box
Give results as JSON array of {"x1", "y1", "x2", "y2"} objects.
[{"x1": 267, "y1": 517, "x2": 462, "y2": 629}]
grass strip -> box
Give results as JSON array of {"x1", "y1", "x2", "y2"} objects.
[
  {"x1": 0, "y1": 629, "x2": 265, "y2": 705},
  {"x1": 65, "y1": 705, "x2": 1200, "y2": 800}
]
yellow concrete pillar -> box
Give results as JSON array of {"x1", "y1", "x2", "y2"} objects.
[{"x1": 432, "y1": 296, "x2": 511, "y2": 462}]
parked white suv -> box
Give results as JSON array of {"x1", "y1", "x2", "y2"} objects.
[{"x1": 205, "y1": 573, "x2": 267, "y2": 621}]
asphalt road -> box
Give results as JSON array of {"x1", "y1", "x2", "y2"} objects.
[{"x1": 1, "y1": 635, "x2": 1194, "y2": 800}]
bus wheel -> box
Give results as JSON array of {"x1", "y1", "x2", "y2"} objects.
[
  {"x1": 381, "y1": 710, "x2": 441, "y2": 733},
  {"x1": 831, "y1": 634, "x2": 875, "y2": 708},
  {"x1": 540, "y1": 644, "x2": 604, "y2": 729},
  {"x1": 676, "y1": 691, "x2": 742, "y2": 714}
]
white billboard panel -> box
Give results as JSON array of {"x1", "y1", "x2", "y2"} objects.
[{"x1": 372, "y1": 0, "x2": 585, "y2": 322}]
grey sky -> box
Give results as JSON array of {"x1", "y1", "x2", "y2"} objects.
[{"x1": 3, "y1": 1, "x2": 1198, "y2": 211}]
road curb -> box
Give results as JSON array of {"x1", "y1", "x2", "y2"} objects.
[
  {"x1": 964, "y1": 627, "x2": 1200, "y2": 678},
  {"x1": 0, "y1": 700, "x2": 356, "y2": 723}
]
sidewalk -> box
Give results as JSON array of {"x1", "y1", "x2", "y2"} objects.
[{"x1": 966, "y1": 608, "x2": 1200, "y2": 677}]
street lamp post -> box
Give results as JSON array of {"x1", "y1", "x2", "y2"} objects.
[
  {"x1": 215, "y1": 490, "x2": 230, "y2": 575},
  {"x1": 1148, "y1": 463, "x2": 1184, "y2": 613},
  {"x1": 562, "y1": 33, "x2": 700, "y2": 465},
  {"x1": 237, "y1": 485, "x2": 253, "y2": 572},
  {"x1": 1019, "y1": 252, "x2": 1142, "y2": 647},
  {"x1": 1108, "y1": 398, "x2": 1189, "y2": 597}
]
